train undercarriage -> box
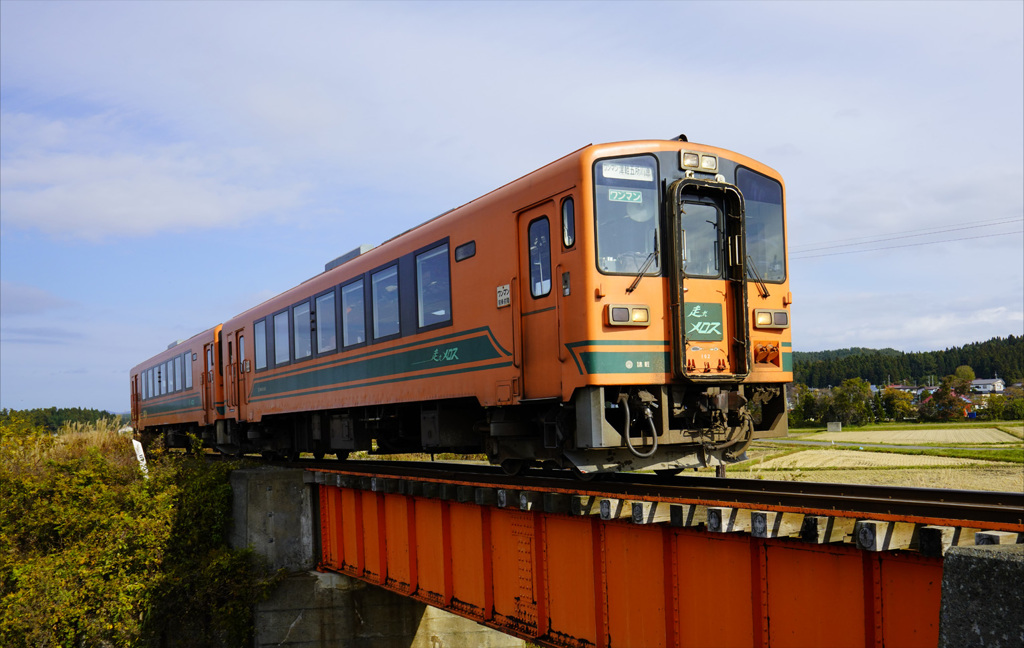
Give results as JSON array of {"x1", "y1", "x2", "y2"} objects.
[{"x1": 153, "y1": 383, "x2": 787, "y2": 478}]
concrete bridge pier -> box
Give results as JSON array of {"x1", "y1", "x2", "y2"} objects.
[{"x1": 229, "y1": 466, "x2": 523, "y2": 648}]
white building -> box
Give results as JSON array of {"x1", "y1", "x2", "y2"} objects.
[{"x1": 970, "y1": 378, "x2": 1005, "y2": 393}]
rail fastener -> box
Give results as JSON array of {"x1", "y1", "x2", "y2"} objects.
[
  {"x1": 855, "y1": 520, "x2": 919, "y2": 552},
  {"x1": 750, "y1": 511, "x2": 804, "y2": 539}
]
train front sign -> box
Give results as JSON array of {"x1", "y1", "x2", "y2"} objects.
[{"x1": 130, "y1": 136, "x2": 791, "y2": 476}]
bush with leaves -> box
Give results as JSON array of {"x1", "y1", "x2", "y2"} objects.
[{"x1": 0, "y1": 417, "x2": 278, "y2": 647}]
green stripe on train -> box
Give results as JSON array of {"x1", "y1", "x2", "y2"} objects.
[{"x1": 249, "y1": 332, "x2": 505, "y2": 400}]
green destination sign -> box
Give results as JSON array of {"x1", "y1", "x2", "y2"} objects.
[{"x1": 684, "y1": 302, "x2": 723, "y2": 341}]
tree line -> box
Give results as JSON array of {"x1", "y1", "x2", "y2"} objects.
[
  {"x1": 793, "y1": 336, "x2": 1023, "y2": 388},
  {"x1": 790, "y1": 367, "x2": 1024, "y2": 427},
  {"x1": 0, "y1": 407, "x2": 123, "y2": 434}
]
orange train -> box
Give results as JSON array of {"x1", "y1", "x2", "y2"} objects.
[{"x1": 130, "y1": 136, "x2": 792, "y2": 476}]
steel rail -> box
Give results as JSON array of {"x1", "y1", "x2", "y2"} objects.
[{"x1": 294, "y1": 458, "x2": 1024, "y2": 529}]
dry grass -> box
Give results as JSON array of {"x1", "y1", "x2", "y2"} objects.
[
  {"x1": 722, "y1": 465, "x2": 1024, "y2": 492},
  {"x1": 809, "y1": 428, "x2": 1019, "y2": 445}
]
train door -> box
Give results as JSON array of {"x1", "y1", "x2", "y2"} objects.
[
  {"x1": 203, "y1": 342, "x2": 217, "y2": 425},
  {"x1": 517, "y1": 203, "x2": 561, "y2": 399},
  {"x1": 130, "y1": 374, "x2": 139, "y2": 425},
  {"x1": 667, "y1": 180, "x2": 750, "y2": 379},
  {"x1": 229, "y1": 328, "x2": 249, "y2": 422}
]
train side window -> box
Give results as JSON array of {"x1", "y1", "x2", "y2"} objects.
[
  {"x1": 165, "y1": 361, "x2": 173, "y2": 393},
  {"x1": 293, "y1": 301, "x2": 312, "y2": 361},
  {"x1": 561, "y1": 197, "x2": 575, "y2": 248},
  {"x1": 254, "y1": 320, "x2": 267, "y2": 370},
  {"x1": 157, "y1": 366, "x2": 164, "y2": 395},
  {"x1": 528, "y1": 217, "x2": 552, "y2": 297},
  {"x1": 174, "y1": 355, "x2": 183, "y2": 392},
  {"x1": 184, "y1": 352, "x2": 193, "y2": 389},
  {"x1": 371, "y1": 266, "x2": 400, "y2": 340},
  {"x1": 455, "y1": 241, "x2": 476, "y2": 262},
  {"x1": 416, "y1": 243, "x2": 451, "y2": 328},
  {"x1": 148, "y1": 368, "x2": 154, "y2": 399},
  {"x1": 273, "y1": 311, "x2": 290, "y2": 365},
  {"x1": 140, "y1": 372, "x2": 147, "y2": 400},
  {"x1": 315, "y1": 290, "x2": 338, "y2": 354},
  {"x1": 342, "y1": 280, "x2": 366, "y2": 346}
]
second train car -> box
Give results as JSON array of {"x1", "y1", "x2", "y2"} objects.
[{"x1": 131, "y1": 136, "x2": 792, "y2": 475}]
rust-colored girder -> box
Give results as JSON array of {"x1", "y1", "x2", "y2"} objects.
[{"x1": 316, "y1": 476, "x2": 951, "y2": 648}]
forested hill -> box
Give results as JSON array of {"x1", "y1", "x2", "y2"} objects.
[{"x1": 793, "y1": 336, "x2": 1023, "y2": 388}]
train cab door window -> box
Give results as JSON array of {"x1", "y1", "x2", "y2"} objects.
[
  {"x1": 528, "y1": 218, "x2": 552, "y2": 297},
  {"x1": 594, "y1": 155, "x2": 660, "y2": 275},
  {"x1": 184, "y1": 353, "x2": 193, "y2": 389},
  {"x1": 293, "y1": 301, "x2": 312, "y2": 361},
  {"x1": 342, "y1": 280, "x2": 366, "y2": 347},
  {"x1": 254, "y1": 320, "x2": 267, "y2": 370},
  {"x1": 141, "y1": 372, "x2": 147, "y2": 400},
  {"x1": 371, "y1": 266, "x2": 400, "y2": 340},
  {"x1": 174, "y1": 355, "x2": 183, "y2": 392},
  {"x1": 679, "y1": 201, "x2": 722, "y2": 278},
  {"x1": 273, "y1": 311, "x2": 290, "y2": 365},
  {"x1": 416, "y1": 243, "x2": 451, "y2": 329},
  {"x1": 315, "y1": 291, "x2": 338, "y2": 354},
  {"x1": 561, "y1": 197, "x2": 575, "y2": 248}
]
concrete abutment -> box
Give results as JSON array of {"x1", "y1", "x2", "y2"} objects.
[{"x1": 229, "y1": 466, "x2": 523, "y2": 648}]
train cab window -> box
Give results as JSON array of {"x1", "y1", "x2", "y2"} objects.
[
  {"x1": 528, "y1": 218, "x2": 551, "y2": 297},
  {"x1": 293, "y1": 301, "x2": 312, "y2": 360},
  {"x1": 342, "y1": 280, "x2": 366, "y2": 346},
  {"x1": 254, "y1": 320, "x2": 267, "y2": 370},
  {"x1": 680, "y1": 200, "x2": 721, "y2": 278},
  {"x1": 273, "y1": 311, "x2": 290, "y2": 365},
  {"x1": 736, "y1": 167, "x2": 786, "y2": 282},
  {"x1": 184, "y1": 353, "x2": 193, "y2": 389},
  {"x1": 371, "y1": 266, "x2": 400, "y2": 339},
  {"x1": 561, "y1": 197, "x2": 575, "y2": 248},
  {"x1": 416, "y1": 244, "x2": 451, "y2": 328},
  {"x1": 174, "y1": 355, "x2": 183, "y2": 392},
  {"x1": 315, "y1": 291, "x2": 337, "y2": 353},
  {"x1": 594, "y1": 156, "x2": 660, "y2": 275}
]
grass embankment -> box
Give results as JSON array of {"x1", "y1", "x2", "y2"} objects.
[{"x1": 0, "y1": 416, "x2": 278, "y2": 648}]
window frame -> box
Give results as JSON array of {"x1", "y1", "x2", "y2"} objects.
[
  {"x1": 271, "y1": 308, "x2": 291, "y2": 367},
  {"x1": 414, "y1": 241, "x2": 452, "y2": 333},
  {"x1": 341, "y1": 278, "x2": 368, "y2": 349},
  {"x1": 292, "y1": 299, "x2": 313, "y2": 362},
  {"x1": 314, "y1": 287, "x2": 340, "y2": 356},
  {"x1": 527, "y1": 217, "x2": 553, "y2": 298},
  {"x1": 254, "y1": 319, "x2": 268, "y2": 371},
  {"x1": 561, "y1": 196, "x2": 576, "y2": 249},
  {"x1": 370, "y1": 263, "x2": 402, "y2": 342},
  {"x1": 592, "y1": 154, "x2": 662, "y2": 277}
]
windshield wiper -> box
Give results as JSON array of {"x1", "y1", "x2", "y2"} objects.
[
  {"x1": 626, "y1": 230, "x2": 659, "y2": 294},
  {"x1": 746, "y1": 255, "x2": 771, "y2": 298}
]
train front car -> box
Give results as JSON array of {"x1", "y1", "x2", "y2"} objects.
[{"x1": 548, "y1": 138, "x2": 791, "y2": 475}]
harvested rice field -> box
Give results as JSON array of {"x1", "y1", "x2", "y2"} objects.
[
  {"x1": 748, "y1": 448, "x2": 1004, "y2": 469},
  {"x1": 804, "y1": 428, "x2": 1019, "y2": 445}
]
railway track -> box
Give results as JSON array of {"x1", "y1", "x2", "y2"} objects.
[{"x1": 286, "y1": 458, "x2": 1024, "y2": 530}]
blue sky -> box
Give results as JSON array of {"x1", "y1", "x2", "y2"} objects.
[{"x1": 1, "y1": 1, "x2": 1022, "y2": 413}]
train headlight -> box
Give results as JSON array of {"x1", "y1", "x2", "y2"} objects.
[
  {"x1": 700, "y1": 155, "x2": 718, "y2": 172},
  {"x1": 608, "y1": 304, "x2": 651, "y2": 327},
  {"x1": 754, "y1": 309, "x2": 789, "y2": 329},
  {"x1": 682, "y1": 152, "x2": 700, "y2": 168}
]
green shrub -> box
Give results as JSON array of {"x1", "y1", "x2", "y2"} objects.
[{"x1": 0, "y1": 421, "x2": 277, "y2": 647}]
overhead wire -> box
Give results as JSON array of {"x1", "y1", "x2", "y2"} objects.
[
  {"x1": 786, "y1": 217, "x2": 1019, "y2": 257},
  {"x1": 790, "y1": 217, "x2": 1023, "y2": 254}
]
